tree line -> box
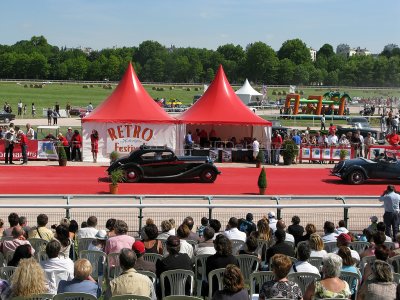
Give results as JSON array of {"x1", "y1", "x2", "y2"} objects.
[{"x1": 0, "y1": 36, "x2": 399, "y2": 87}]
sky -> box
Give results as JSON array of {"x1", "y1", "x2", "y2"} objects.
[{"x1": 1, "y1": 0, "x2": 399, "y2": 54}]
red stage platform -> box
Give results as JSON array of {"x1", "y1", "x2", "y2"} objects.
[{"x1": 0, "y1": 166, "x2": 391, "y2": 196}]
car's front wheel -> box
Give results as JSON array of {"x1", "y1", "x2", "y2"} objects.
[
  {"x1": 124, "y1": 168, "x2": 142, "y2": 183},
  {"x1": 200, "y1": 168, "x2": 218, "y2": 183},
  {"x1": 347, "y1": 170, "x2": 365, "y2": 184}
]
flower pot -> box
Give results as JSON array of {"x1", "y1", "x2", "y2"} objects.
[
  {"x1": 59, "y1": 159, "x2": 67, "y2": 166},
  {"x1": 109, "y1": 184, "x2": 118, "y2": 194},
  {"x1": 283, "y1": 158, "x2": 292, "y2": 165},
  {"x1": 259, "y1": 187, "x2": 266, "y2": 195},
  {"x1": 256, "y1": 162, "x2": 261, "y2": 168}
]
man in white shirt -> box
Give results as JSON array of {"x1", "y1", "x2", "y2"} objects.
[
  {"x1": 276, "y1": 220, "x2": 295, "y2": 244},
  {"x1": 289, "y1": 242, "x2": 320, "y2": 275},
  {"x1": 76, "y1": 216, "x2": 98, "y2": 239},
  {"x1": 322, "y1": 221, "x2": 338, "y2": 243},
  {"x1": 26, "y1": 123, "x2": 35, "y2": 140},
  {"x1": 40, "y1": 240, "x2": 74, "y2": 294},
  {"x1": 327, "y1": 132, "x2": 338, "y2": 146},
  {"x1": 252, "y1": 138, "x2": 260, "y2": 160},
  {"x1": 223, "y1": 217, "x2": 246, "y2": 242},
  {"x1": 268, "y1": 211, "x2": 278, "y2": 232}
]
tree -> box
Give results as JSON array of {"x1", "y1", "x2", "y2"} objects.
[
  {"x1": 143, "y1": 58, "x2": 165, "y2": 82},
  {"x1": 65, "y1": 56, "x2": 88, "y2": 80},
  {"x1": 28, "y1": 52, "x2": 50, "y2": 79},
  {"x1": 277, "y1": 39, "x2": 312, "y2": 65},
  {"x1": 317, "y1": 44, "x2": 335, "y2": 59},
  {"x1": 135, "y1": 40, "x2": 167, "y2": 67},
  {"x1": 245, "y1": 42, "x2": 278, "y2": 83},
  {"x1": 293, "y1": 65, "x2": 309, "y2": 85},
  {"x1": 217, "y1": 44, "x2": 245, "y2": 63},
  {"x1": 277, "y1": 58, "x2": 295, "y2": 84}
]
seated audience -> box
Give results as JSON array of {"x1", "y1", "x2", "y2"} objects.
[
  {"x1": 212, "y1": 264, "x2": 249, "y2": 300},
  {"x1": 28, "y1": 213, "x2": 54, "y2": 241},
  {"x1": 76, "y1": 216, "x2": 98, "y2": 239},
  {"x1": 3, "y1": 213, "x2": 20, "y2": 238},
  {"x1": 176, "y1": 224, "x2": 194, "y2": 259},
  {"x1": 156, "y1": 220, "x2": 173, "y2": 240},
  {"x1": 1, "y1": 227, "x2": 34, "y2": 257},
  {"x1": 289, "y1": 242, "x2": 319, "y2": 275},
  {"x1": 57, "y1": 259, "x2": 101, "y2": 298},
  {"x1": 362, "y1": 244, "x2": 391, "y2": 283},
  {"x1": 309, "y1": 233, "x2": 328, "y2": 258},
  {"x1": 335, "y1": 220, "x2": 349, "y2": 235},
  {"x1": 143, "y1": 224, "x2": 162, "y2": 254},
  {"x1": 106, "y1": 248, "x2": 154, "y2": 299},
  {"x1": 105, "y1": 220, "x2": 135, "y2": 254},
  {"x1": 209, "y1": 219, "x2": 222, "y2": 239},
  {"x1": 223, "y1": 217, "x2": 246, "y2": 243},
  {"x1": 359, "y1": 260, "x2": 397, "y2": 300},
  {"x1": 360, "y1": 231, "x2": 386, "y2": 258},
  {"x1": 266, "y1": 229, "x2": 295, "y2": 265},
  {"x1": 337, "y1": 246, "x2": 360, "y2": 297},
  {"x1": 277, "y1": 219, "x2": 295, "y2": 244},
  {"x1": 105, "y1": 218, "x2": 117, "y2": 238},
  {"x1": 10, "y1": 258, "x2": 48, "y2": 298},
  {"x1": 335, "y1": 233, "x2": 360, "y2": 263},
  {"x1": 298, "y1": 223, "x2": 317, "y2": 243},
  {"x1": 88, "y1": 230, "x2": 107, "y2": 252},
  {"x1": 288, "y1": 215, "x2": 304, "y2": 245},
  {"x1": 238, "y1": 213, "x2": 256, "y2": 237},
  {"x1": 239, "y1": 235, "x2": 260, "y2": 259},
  {"x1": 54, "y1": 224, "x2": 72, "y2": 258},
  {"x1": 8, "y1": 244, "x2": 33, "y2": 267},
  {"x1": 132, "y1": 240, "x2": 156, "y2": 273},
  {"x1": 322, "y1": 221, "x2": 339, "y2": 243},
  {"x1": 183, "y1": 216, "x2": 201, "y2": 242},
  {"x1": 304, "y1": 253, "x2": 351, "y2": 300},
  {"x1": 195, "y1": 227, "x2": 216, "y2": 256},
  {"x1": 259, "y1": 254, "x2": 303, "y2": 300}
]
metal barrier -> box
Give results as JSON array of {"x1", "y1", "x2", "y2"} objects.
[{"x1": 0, "y1": 195, "x2": 383, "y2": 236}]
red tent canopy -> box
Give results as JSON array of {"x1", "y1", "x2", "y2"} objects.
[
  {"x1": 82, "y1": 62, "x2": 177, "y2": 124},
  {"x1": 178, "y1": 65, "x2": 271, "y2": 126}
]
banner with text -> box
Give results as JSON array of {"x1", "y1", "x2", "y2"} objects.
[
  {"x1": 0, "y1": 140, "x2": 58, "y2": 160},
  {"x1": 106, "y1": 123, "x2": 176, "y2": 154}
]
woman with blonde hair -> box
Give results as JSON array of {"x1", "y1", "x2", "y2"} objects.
[
  {"x1": 157, "y1": 220, "x2": 173, "y2": 240},
  {"x1": 309, "y1": 233, "x2": 328, "y2": 258},
  {"x1": 11, "y1": 257, "x2": 48, "y2": 297},
  {"x1": 212, "y1": 264, "x2": 248, "y2": 299},
  {"x1": 251, "y1": 218, "x2": 273, "y2": 243}
]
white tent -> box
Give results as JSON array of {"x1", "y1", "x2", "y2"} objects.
[{"x1": 235, "y1": 79, "x2": 263, "y2": 105}]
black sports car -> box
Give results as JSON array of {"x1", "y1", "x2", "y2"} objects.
[
  {"x1": 0, "y1": 111, "x2": 15, "y2": 123},
  {"x1": 331, "y1": 151, "x2": 400, "y2": 184},
  {"x1": 107, "y1": 146, "x2": 221, "y2": 183}
]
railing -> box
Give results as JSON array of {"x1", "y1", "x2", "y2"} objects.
[{"x1": 0, "y1": 195, "x2": 383, "y2": 236}]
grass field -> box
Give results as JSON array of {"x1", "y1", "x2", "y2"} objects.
[{"x1": 1, "y1": 81, "x2": 399, "y2": 120}]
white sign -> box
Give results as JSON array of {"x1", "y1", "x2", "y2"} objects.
[{"x1": 106, "y1": 123, "x2": 176, "y2": 154}]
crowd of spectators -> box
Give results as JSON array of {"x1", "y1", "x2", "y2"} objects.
[{"x1": 1, "y1": 211, "x2": 400, "y2": 299}]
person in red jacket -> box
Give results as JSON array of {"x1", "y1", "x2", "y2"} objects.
[
  {"x1": 71, "y1": 130, "x2": 82, "y2": 161},
  {"x1": 16, "y1": 128, "x2": 28, "y2": 164},
  {"x1": 386, "y1": 132, "x2": 400, "y2": 147},
  {"x1": 90, "y1": 129, "x2": 99, "y2": 163},
  {"x1": 58, "y1": 133, "x2": 70, "y2": 161}
]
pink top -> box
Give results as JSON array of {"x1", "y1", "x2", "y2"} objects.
[{"x1": 105, "y1": 234, "x2": 135, "y2": 254}]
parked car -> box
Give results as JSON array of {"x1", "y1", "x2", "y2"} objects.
[
  {"x1": 69, "y1": 107, "x2": 87, "y2": 116},
  {"x1": 335, "y1": 126, "x2": 385, "y2": 144},
  {"x1": 107, "y1": 145, "x2": 221, "y2": 183},
  {"x1": 0, "y1": 111, "x2": 15, "y2": 123},
  {"x1": 268, "y1": 120, "x2": 291, "y2": 137},
  {"x1": 346, "y1": 117, "x2": 370, "y2": 128},
  {"x1": 331, "y1": 151, "x2": 400, "y2": 184}
]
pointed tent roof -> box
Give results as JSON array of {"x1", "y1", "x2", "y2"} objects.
[
  {"x1": 235, "y1": 79, "x2": 263, "y2": 96},
  {"x1": 178, "y1": 66, "x2": 271, "y2": 126},
  {"x1": 82, "y1": 62, "x2": 177, "y2": 124}
]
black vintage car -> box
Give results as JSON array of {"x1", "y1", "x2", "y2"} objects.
[
  {"x1": 107, "y1": 146, "x2": 221, "y2": 183},
  {"x1": 0, "y1": 111, "x2": 15, "y2": 123},
  {"x1": 331, "y1": 151, "x2": 400, "y2": 184}
]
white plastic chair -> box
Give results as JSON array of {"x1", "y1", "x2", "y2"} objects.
[
  {"x1": 308, "y1": 257, "x2": 323, "y2": 271},
  {"x1": 110, "y1": 295, "x2": 151, "y2": 300},
  {"x1": 249, "y1": 271, "x2": 275, "y2": 298},
  {"x1": 160, "y1": 269, "x2": 194, "y2": 299},
  {"x1": 287, "y1": 271, "x2": 321, "y2": 295},
  {"x1": 339, "y1": 270, "x2": 361, "y2": 299},
  {"x1": 349, "y1": 241, "x2": 370, "y2": 254},
  {"x1": 107, "y1": 252, "x2": 122, "y2": 282},
  {"x1": 28, "y1": 238, "x2": 49, "y2": 258},
  {"x1": 384, "y1": 241, "x2": 395, "y2": 250},
  {"x1": 207, "y1": 268, "x2": 225, "y2": 299},
  {"x1": 44, "y1": 269, "x2": 71, "y2": 294},
  {"x1": 236, "y1": 254, "x2": 260, "y2": 283},
  {"x1": 194, "y1": 254, "x2": 212, "y2": 296},
  {"x1": 324, "y1": 241, "x2": 338, "y2": 253},
  {"x1": 79, "y1": 250, "x2": 106, "y2": 280},
  {"x1": 388, "y1": 255, "x2": 400, "y2": 273},
  {"x1": 0, "y1": 266, "x2": 17, "y2": 280},
  {"x1": 53, "y1": 292, "x2": 97, "y2": 300},
  {"x1": 77, "y1": 238, "x2": 95, "y2": 255},
  {"x1": 12, "y1": 293, "x2": 55, "y2": 300},
  {"x1": 230, "y1": 239, "x2": 245, "y2": 255},
  {"x1": 143, "y1": 253, "x2": 163, "y2": 265}
]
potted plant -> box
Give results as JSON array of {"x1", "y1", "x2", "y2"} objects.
[
  {"x1": 258, "y1": 167, "x2": 267, "y2": 195},
  {"x1": 255, "y1": 149, "x2": 265, "y2": 168},
  {"x1": 110, "y1": 151, "x2": 120, "y2": 165},
  {"x1": 281, "y1": 140, "x2": 299, "y2": 165},
  {"x1": 339, "y1": 149, "x2": 348, "y2": 161},
  {"x1": 57, "y1": 142, "x2": 68, "y2": 166},
  {"x1": 109, "y1": 169, "x2": 124, "y2": 194}
]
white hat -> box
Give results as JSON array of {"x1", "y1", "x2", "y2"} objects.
[
  {"x1": 95, "y1": 230, "x2": 108, "y2": 240},
  {"x1": 268, "y1": 211, "x2": 276, "y2": 218}
]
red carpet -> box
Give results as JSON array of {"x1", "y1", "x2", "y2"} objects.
[{"x1": 0, "y1": 166, "x2": 393, "y2": 196}]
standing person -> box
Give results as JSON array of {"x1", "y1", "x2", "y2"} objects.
[
  {"x1": 55, "y1": 102, "x2": 60, "y2": 116},
  {"x1": 184, "y1": 131, "x2": 193, "y2": 155},
  {"x1": 71, "y1": 130, "x2": 82, "y2": 162},
  {"x1": 320, "y1": 114, "x2": 326, "y2": 131},
  {"x1": 379, "y1": 185, "x2": 400, "y2": 238},
  {"x1": 31, "y1": 103, "x2": 36, "y2": 117},
  {"x1": 66, "y1": 102, "x2": 71, "y2": 118},
  {"x1": 26, "y1": 123, "x2": 35, "y2": 140},
  {"x1": 58, "y1": 133, "x2": 70, "y2": 160},
  {"x1": 16, "y1": 129, "x2": 28, "y2": 165},
  {"x1": 252, "y1": 138, "x2": 260, "y2": 161},
  {"x1": 271, "y1": 131, "x2": 282, "y2": 166},
  {"x1": 65, "y1": 127, "x2": 74, "y2": 161},
  {"x1": 17, "y1": 100, "x2": 23, "y2": 116},
  {"x1": 23, "y1": 104, "x2": 27, "y2": 115},
  {"x1": 47, "y1": 108, "x2": 52, "y2": 126},
  {"x1": 4, "y1": 127, "x2": 15, "y2": 164},
  {"x1": 52, "y1": 109, "x2": 58, "y2": 125},
  {"x1": 90, "y1": 129, "x2": 99, "y2": 163},
  {"x1": 364, "y1": 132, "x2": 376, "y2": 159}
]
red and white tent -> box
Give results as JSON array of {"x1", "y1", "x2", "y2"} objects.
[
  {"x1": 177, "y1": 65, "x2": 271, "y2": 151},
  {"x1": 81, "y1": 63, "x2": 179, "y2": 162}
]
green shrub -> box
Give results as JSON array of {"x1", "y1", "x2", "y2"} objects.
[
  {"x1": 282, "y1": 91, "x2": 286, "y2": 95},
  {"x1": 258, "y1": 167, "x2": 267, "y2": 188},
  {"x1": 300, "y1": 90, "x2": 304, "y2": 95},
  {"x1": 186, "y1": 87, "x2": 191, "y2": 91},
  {"x1": 83, "y1": 85, "x2": 89, "y2": 88},
  {"x1": 278, "y1": 91, "x2": 282, "y2": 95},
  {"x1": 272, "y1": 90, "x2": 277, "y2": 95},
  {"x1": 194, "y1": 87, "x2": 199, "y2": 91},
  {"x1": 170, "y1": 86, "x2": 174, "y2": 90},
  {"x1": 110, "y1": 169, "x2": 124, "y2": 186},
  {"x1": 152, "y1": 86, "x2": 157, "y2": 90}
]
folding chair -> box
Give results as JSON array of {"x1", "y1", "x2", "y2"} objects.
[
  {"x1": 143, "y1": 253, "x2": 163, "y2": 265},
  {"x1": 230, "y1": 239, "x2": 245, "y2": 255},
  {"x1": 77, "y1": 238, "x2": 95, "y2": 256},
  {"x1": 207, "y1": 268, "x2": 225, "y2": 299},
  {"x1": 236, "y1": 254, "x2": 260, "y2": 283},
  {"x1": 339, "y1": 270, "x2": 361, "y2": 299},
  {"x1": 249, "y1": 271, "x2": 275, "y2": 298},
  {"x1": 194, "y1": 254, "x2": 212, "y2": 296},
  {"x1": 349, "y1": 241, "x2": 370, "y2": 255},
  {"x1": 0, "y1": 266, "x2": 17, "y2": 281},
  {"x1": 324, "y1": 242, "x2": 337, "y2": 253}
]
